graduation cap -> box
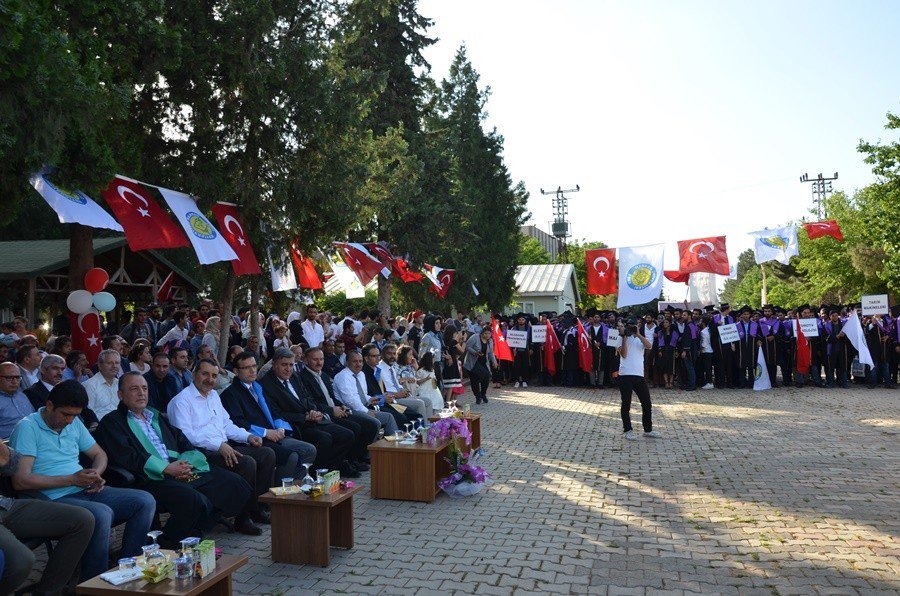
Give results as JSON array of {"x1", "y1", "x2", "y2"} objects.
[
  {"x1": 774, "y1": 306, "x2": 786, "y2": 315},
  {"x1": 664, "y1": 305, "x2": 676, "y2": 313},
  {"x1": 890, "y1": 305, "x2": 900, "y2": 317},
  {"x1": 586, "y1": 307, "x2": 599, "y2": 317},
  {"x1": 738, "y1": 305, "x2": 753, "y2": 315},
  {"x1": 703, "y1": 305, "x2": 716, "y2": 313},
  {"x1": 720, "y1": 302, "x2": 731, "y2": 311}
]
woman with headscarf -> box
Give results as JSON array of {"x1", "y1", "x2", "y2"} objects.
[
  {"x1": 419, "y1": 315, "x2": 447, "y2": 390},
  {"x1": 286, "y1": 311, "x2": 304, "y2": 345},
  {"x1": 201, "y1": 316, "x2": 220, "y2": 356}
]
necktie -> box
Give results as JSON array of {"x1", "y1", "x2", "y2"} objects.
[
  {"x1": 390, "y1": 366, "x2": 400, "y2": 392},
  {"x1": 354, "y1": 373, "x2": 368, "y2": 406},
  {"x1": 283, "y1": 379, "x2": 298, "y2": 401}
]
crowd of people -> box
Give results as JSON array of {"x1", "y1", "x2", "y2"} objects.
[{"x1": 0, "y1": 297, "x2": 896, "y2": 593}]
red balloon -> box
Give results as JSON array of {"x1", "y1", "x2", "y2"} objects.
[{"x1": 84, "y1": 268, "x2": 110, "y2": 293}]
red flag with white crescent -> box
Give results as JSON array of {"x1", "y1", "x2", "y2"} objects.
[
  {"x1": 423, "y1": 264, "x2": 454, "y2": 299},
  {"x1": 289, "y1": 244, "x2": 323, "y2": 290},
  {"x1": 101, "y1": 176, "x2": 189, "y2": 251},
  {"x1": 69, "y1": 309, "x2": 103, "y2": 367},
  {"x1": 334, "y1": 242, "x2": 390, "y2": 286},
  {"x1": 803, "y1": 220, "x2": 844, "y2": 241},
  {"x1": 211, "y1": 202, "x2": 262, "y2": 275},
  {"x1": 396, "y1": 258, "x2": 423, "y2": 283},
  {"x1": 543, "y1": 320, "x2": 560, "y2": 376},
  {"x1": 491, "y1": 315, "x2": 513, "y2": 362},
  {"x1": 677, "y1": 236, "x2": 729, "y2": 275},
  {"x1": 585, "y1": 248, "x2": 617, "y2": 295},
  {"x1": 576, "y1": 319, "x2": 593, "y2": 373},
  {"x1": 362, "y1": 242, "x2": 399, "y2": 278},
  {"x1": 795, "y1": 313, "x2": 811, "y2": 373},
  {"x1": 156, "y1": 271, "x2": 175, "y2": 303}
]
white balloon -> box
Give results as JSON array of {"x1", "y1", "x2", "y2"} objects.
[{"x1": 66, "y1": 290, "x2": 94, "y2": 314}]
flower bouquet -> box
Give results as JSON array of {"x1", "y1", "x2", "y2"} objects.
[{"x1": 430, "y1": 418, "x2": 491, "y2": 498}]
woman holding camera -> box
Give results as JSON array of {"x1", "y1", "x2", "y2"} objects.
[{"x1": 618, "y1": 319, "x2": 661, "y2": 441}]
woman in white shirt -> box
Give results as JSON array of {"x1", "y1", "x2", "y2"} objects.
[{"x1": 617, "y1": 318, "x2": 660, "y2": 441}]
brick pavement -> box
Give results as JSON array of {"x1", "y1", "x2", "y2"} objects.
[{"x1": 30, "y1": 384, "x2": 900, "y2": 594}]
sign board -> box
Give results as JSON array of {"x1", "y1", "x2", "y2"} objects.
[
  {"x1": 718, "y1": 323, "x2": 739, "y2": 344},
  {"x1": 506, "y1": 329, "x2": 528, "y2": 349},
  {"x1": 531, "y1": 325, "x2": 546, "y2": 343},
  {"x1": 861, "y1": 294, "x2": 889, "y2": 316},
  {"x1": 606, "y1": 328, "x2": 622, "y2": 348},
  {"x1": 791, "y1": 318, "x2": 820, "y2": 337}
]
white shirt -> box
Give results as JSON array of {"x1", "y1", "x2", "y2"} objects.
[
  {"x1": 333, "y1": 368, "x2": 369, "y2": 414},
  {"x1": 301, "y1": 319, "x2": 325, "y2": 348},
  {"x1": 82, "y1": 374, "x2": 120, "y2": 420},
  {"x1": 377, "y1": 361, "x2": 403, "y2": 393},
  {"x1": 618, "y1": 336, "x2": 646, "y2": 377},
  {"x1": 167, "y1": 383, "x2": 251, "y2": 450},
  {"x1": 339, "y1": 317, "x2": 362, "y2": 335},
  {"x1": 700, "y1": 327, "x2": 713, "y2": 353},
  {"x1": 156, "y1": 325, "x2": 189, "y2": 347}
]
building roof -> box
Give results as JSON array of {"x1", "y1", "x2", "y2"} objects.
[
  {"x1": 514, "y1": 264, "x2": 579, "y2": 301},
  {"x1": 0, "y1": 237, "x2": 202, "y2": 290}
]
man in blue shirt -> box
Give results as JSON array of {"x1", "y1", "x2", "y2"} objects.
[
  {"x1": 10, "y1": 380, "x2": 156, "y2": 579},
  {"x1": 0, "y1": 362, "x2": 34, "y2": 439}
]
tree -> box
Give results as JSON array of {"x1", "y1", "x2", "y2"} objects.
[{"x1": 518, "y1": 235, "x2": 551, "y2": 265}]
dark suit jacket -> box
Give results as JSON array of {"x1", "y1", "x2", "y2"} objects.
[
  {"x1": 220, "y1": 378, "x2": 284, "y2": 435},
  {"x1": 144, "y1": 371, "x2": 177, "y2": 412},
  {"x1": 258, "y1": 372, "x2": 319, "y2": 429},
  {"x1": 26, "y1": 381, "x2": 99, "y2": 426},
  {"x1": 298, "y1": 368, "x2": 344, "y2": 413}
]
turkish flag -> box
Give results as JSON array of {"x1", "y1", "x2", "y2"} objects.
[
  {"x1": 69, "y1": 309, "x2": 102, "y2": 367},
  {"x1": 395, "y1": 258, "x2": 423, "y2": 283},
  {"x1": 803, "y1": 220, "x2": 844, "y2": 241},
  {"x1": 424, "y1": 264, "x2": 454, "y2": 299},
  {"x1": 491, "y1": 315, "x2": 513, "y2": 362},
  {"x1": 211, "y1": 202, "x2": 262, "y2": 275},
  {"x1": 334, "y1": 242, "x2": 390, "y2": 286},
  {"x1": 677, "y1": 236, "x2": 729, "y2": 275},
  {"x1": 290, "y1": 244, "x2": 323, "y2": 290},
  {"x1": 576, "y1": 319, "x2": 593, "y2": 373},
  {"x1": 664, "y1": 270, "x2": 690, "y2": 285},
  {"x1": 156, "y1": 271, "x2": 175, "y2": 303},
  {"x1": 363, "y1": 242, "x2": 398, "y2": 275},
  {"x1": 795, "y1": 313, "x2": 811, "y2": 373},
  {"x1": 101, "y1": 176, "x2": 189, "y2": 251},
  {"x1": 543, "y1": 320, "x2": 560, "y2": 376},
  {"x1": 585, "y1": 248, "x2": 617, "y2": 295}
]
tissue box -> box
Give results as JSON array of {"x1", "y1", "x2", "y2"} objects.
[{"x1": 195, "y1": 540, "x2": 216, "y2": 577}]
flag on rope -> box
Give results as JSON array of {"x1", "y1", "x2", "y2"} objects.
[
  {"x1": 362, "y1": 242, "x2": 398, "y2": 279},
  {"x1": 334, "y1": 242, "x2": 390, "y2": 286},
  {"x1": 211, "y1": 202, "x2": 262, "y2": 275},
  {"x1": 749, "y1": 225, "x2": 799, "y2": 265},
  {"x1": 290, "y1": 244, "x2": 323, "y2": 290},
  {"x1": 331, "y1": 256, "x2": 366, "y2": 299},
  {"x1": 30, "y1": 173, "x2": 123, "y2": 232},
  {"x1": 101, "y1": 176, "x2": 189, "y2": 251},
  {"x1": 268, "y1": 248, "x2": 297, "y2": 292},
  {"x1": 395, "y1": 258, "x2": 423, "y2": 283},
  {"x1": 156, "y1": 271, "x2": 175, "y2": 303},
  {"x1": 423, "y1": 264, "x2": 454, "y2": 299},
  {"x1": 158, "y1": 188, "x2": 237, "y2": 265}
]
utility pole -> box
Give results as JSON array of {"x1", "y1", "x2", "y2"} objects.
[
  {"x1": 539, "y1": 185, "x2": 579, "y2": 261},
  {"x1": 799, "y1": 172, "x2": 838, "y2": 219}
]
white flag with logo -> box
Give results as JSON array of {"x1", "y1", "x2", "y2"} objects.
[
  {"x1": 157, "y1": 188, "x2": 238, "y2": 265},
  {"x1": 268, "y1": 248, "x2": 297, "y2": 292},
  {"x1": 30, "y1": 173, "x2": 123, "y2": 232},
  {"x1": 749, "y1": 226, "x2": 799, "y2": 265},
  {"x1": 843, "y1": 309, "x2": 874, "y2": 368},
  {"x1": 753, "y1": 345, "x2": 772, "y2": 391},
  {"x1": 616, "y1": 244, "x2": 665, "y2": 308}
]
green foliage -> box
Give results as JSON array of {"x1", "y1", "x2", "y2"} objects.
[{"x1": 518, "y1": 235, "x2": 552, "y2": 265}]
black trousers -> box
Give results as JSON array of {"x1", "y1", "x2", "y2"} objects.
[
  {"x1": 140, "y1": 467, "x2": 251, "y2": 542},
  {"x1": 204, "y1": 443, "x2": 276, "y2": 515},
  {"x1": 333, "y1": 412, "x2": 379, "y2": 460},
  {"x1": 298, "y1": 422, "x2": 355, "y2": 470},
  {"x1": 619, "y1": 375, "x2": 652, "y2": 433},
  {"x1": 468, "y1": 362, "x2": 491, "y2": 399}
]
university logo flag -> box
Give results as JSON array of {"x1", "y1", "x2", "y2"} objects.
[
  {"x1": 543, "y1": 320, "x2": 560, "y2": 376},
  {"x1": 211, "y1": 202, "x2": 262, "y2": 275},
  {"x1": 677, "y1": 235, "x2": 729, "y2": 275},
  {"x1": 843, "y1": 309, "x2": 874, "y2": 368},
  {"x1": 290, "y1": 244, "x2": 323, "y2": 290},
  {"x1": 268, "y1": 248, "x2": 297, "y2": 292},
  {"x1": 585, "y1": 248, "x2": 617, "y2": 295},
  {"x1": 69, "y1": 309, "x2": 102, "y2": 366},
  {"x1": 156, "y1": 271, "x2": 175, "y2": 303},
  {"x1": 158, "y1": 188, "x2": 238, "y2": 265},
  {"x1": 795, "y1": 313, "x2": 811, "y2": 373},
  {"x1": 491, "y1": 315, "x2": 513, "y2": 362},
  {"x1": 101, "y1": 176, "x2": 189, "y2": 251},
  {"x1": 423, "y1": 264, "x2": 454, "y2": 299},
  {"x1": 616, "y1": 244, "x2": 665, "y2": 308},
  {"x1": 334, "y1": 242, "x2": 390, "y2": 286},
  {"x1": 331, "y1": 257, "x2": 365, "y2": 298},
  {"x1": 753, "y1": 345, "x2": 772, "y2": 391},
  {"x1": 749, "y1": 225, "x2": 799, "y2": 265},
  {"x1": 31, "y1": 173, "x2": 123, "y2": 232},
  {"x1": 803, "y1": 220, "x2": 844, "y2": 241},
  {"x1": 576, "y1": 319, "x2": 593, "y2": 373}
]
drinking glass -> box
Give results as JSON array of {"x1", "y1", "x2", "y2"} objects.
[
  {"x1": 316, "y1": 468, "x2": 329, "y2": 484},
  {"x1": 301, "y1": 463, "x2": 315, "y2": 486},
  {"x1": 281, "y1": 477, "x2": 294, "y2": 490},
  {"x1": 174, "y1": 556, "x2": 193, "y2": 580},
  {"x1": 404, "y1": 422, "x2": 412, "y2": 438},
  {"x1": 394, "y1": 430, "x2": 403, "y2": 441}
]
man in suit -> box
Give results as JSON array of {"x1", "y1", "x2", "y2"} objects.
[
  {"x1": 220, "y1": 352, "x2": 316, "y2": 480},
  {"x1": 299, "y1": 347, "x2": 376, "y2": 468},
  {"x1": 361, "y1": 344, "x2": 421, "y2": 428},
  {"x1": 23, "y1": 354, "x2": 66, "y2": 411},
  {"x1": 258, "y1": 349, "x2": 359, "y2": 478},
  {"x1": 15, "y1": 344, "x2": 41, "y2": 392}
]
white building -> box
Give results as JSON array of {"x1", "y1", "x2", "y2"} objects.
[{"x1": 510, "y1": 264, "x2": 579, "y2": 315}]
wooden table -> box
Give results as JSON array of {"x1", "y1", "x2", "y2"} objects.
[
  {"x1": 428, "y1": 413, "x2": 482, "y2": 451},
  {"x1": 258, "y1": 484, "x2": 362, "y2": 566},
  {"x1": 368, "y1": 437, "x2": 452, "y2": 503},
  {"x1": 76, "y1": 554, "x2": 247, "y2": 596}
]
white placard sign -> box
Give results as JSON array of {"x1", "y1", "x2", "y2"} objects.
[
  {"x1": 791, "y1": 318, "x2": 820, "y2": 337},
  {"x1": 718, "y1": 323, "x2": 739, "y2": 344},
  {"x1": 861, "y1": 294, "x2": 889, "y2": 316},
  {"x1": 531, "y1": 325, "x2": 546, "y2": 343},
  {"x1": 506, "y1": 329, "x2": 528, "y2": 349},
  {"x1": 606, "y1": 329, "x2": 622, "y2": 348}
]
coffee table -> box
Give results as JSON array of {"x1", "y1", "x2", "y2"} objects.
[
  {"x1": 368, "y1": 436, "x2": 452, "y2": 503},
  {"x1": 76, "y1": 554, "x2": 247, "y2": 595},
  {"x1": 258, "y1": 484, "x2": 362, "y2": 566},
  {"x1": 428, "y1": 413, "x2": 482, "y2": 451}
]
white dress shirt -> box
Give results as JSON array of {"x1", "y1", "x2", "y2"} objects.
[
  {"x1": 155, "y1": 325, "x2": 189, "y2": 347},
  {"x1": 301, "y1": 319, "x2": 325, "y2": 348},
  {"x1": 333, "y1": 368, "x2": 369, "y2": 414},
  {"x1": 377, "y1": 361, "x2": 404, "y2": 393},
  {"x1": 82, "y1": 374, "x2": 120, "y2": 420},
  {"x1": 167, "y1": 383, "x2": 251, "y2": 450}
]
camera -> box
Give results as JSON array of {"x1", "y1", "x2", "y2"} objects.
[{"x1": 624, "y1": 317, "x2": 638, "y2": 336}]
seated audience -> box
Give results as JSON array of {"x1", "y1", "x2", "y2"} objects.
[
  {"x1": 0, "y1": 362, "x2": 34, "y2": 439},
  {"x1": 82, "y1": 349, "x2": 121, "y2": 421},
  {"x1": 332, "y1": 351, "x2": 399, "y2": 435},
  {"x1": 16, "y1": 344, "x2": 41, "y2": 391},
  {"x1": 378, "y1": 343, "x2": 428, "y2": 416},
  {"x1": 62, "y1": 350, "x2": 91, "y2": 382},
  {"x1": 361, "y1": 344, "x2": 422, "y2": 428}
]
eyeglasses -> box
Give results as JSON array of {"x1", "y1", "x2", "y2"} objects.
[{"x1": 0, "y1": 375, "x2": 21, "y2": 381}]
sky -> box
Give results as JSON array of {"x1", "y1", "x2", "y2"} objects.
[{"x1": 419, "y1": 0, "x2": 900, "y2": 298}]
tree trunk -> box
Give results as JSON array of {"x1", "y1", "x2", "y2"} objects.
[
  {"x1": 218, "y1": 267, "x2": 236, "y2": 363},
  {"x1": 377, "y1": 275, "x2": 392, "y2": 317},
  {"x1": 68, "y1": 224, "x2": 94, "y2": 290}
]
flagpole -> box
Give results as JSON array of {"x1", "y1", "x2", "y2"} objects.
[{"x1": 760, "y1": 263, "x2": 767, "y2": 305}]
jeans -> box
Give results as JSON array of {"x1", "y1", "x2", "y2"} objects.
[
  {"x1": 58, "y1": 487, "x2": 156, "y2": 579},
  {"x1": 867, "y1": 362, "x2": 892, "y2": 387}
]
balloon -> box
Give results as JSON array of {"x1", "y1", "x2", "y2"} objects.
[
  {"x1": 92, "y1": 292, "x2": 117, "y2": 313},
  {"x1": 67, "y1": 290, "x2": 95, "y2": 315},
  {"x1": 84, "y1": 268, "x2": 110, "y2": 293}
]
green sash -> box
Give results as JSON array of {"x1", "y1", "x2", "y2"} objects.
[{"x1": 126, "y1": 408, "x2": 209, "y2": 481}]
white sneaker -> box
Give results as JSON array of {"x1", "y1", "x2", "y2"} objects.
[
  {"x1": 644, "y1": 431, "x2": 662, "y2": 438},
  {"x1": 624, "y1": 430, "x2": 638, "y2": 441},
  {"x1": 701, "y1": 383, "x2": 714, "y2": 390},
  {"x1": 514, "y1": 382, "x2": 520, "y2": 388},
  {"x1": 521, "y1": 382, "x2": 528, "y2": 388}
]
